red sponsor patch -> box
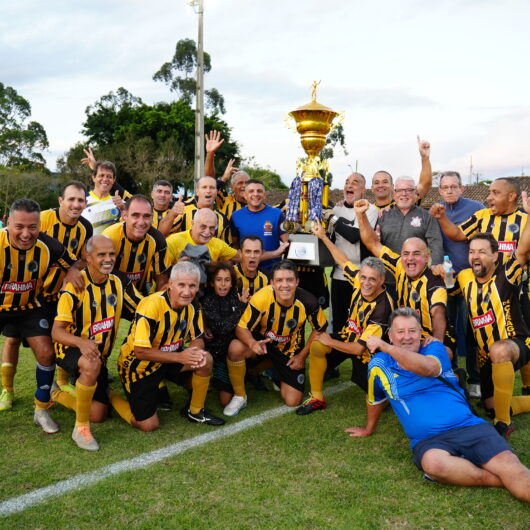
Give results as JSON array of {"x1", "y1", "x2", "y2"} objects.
[
  {"x1": 266, "y1": 330, "x2": 290, "y2": 343},
  {"x1": 1, "y1": 280, "x2": 36, "y2": 293},
  {"x1": 90, "y1": 317, "x2": 115, "y2": 336},
  {"x1": 160, "y1": 340, "x2": 183, "y2": 352},
  {"x1": 472, "y1": 310, "x2": 495, "y2": 329},
  {"x1": 497, "y1": 241, "x2": 517, "y2": 253},
  {"x1": 347, "y1": 319, "x2": 362, "y2": 335},
  {"x1": 125, "y1": 271, "x2": 143, "y2": 282}
]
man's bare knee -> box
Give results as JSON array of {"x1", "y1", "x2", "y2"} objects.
[
  {"x1": 489, "y1": 340, "x2": 518, "y2": 363},
  {"x1": 421, "y1": 449, "x2": 449, "y2": 477},
  {"x1": 195, "y1": 352, "x2": 213, "y2": 377},
  {"x1": 133, "y1": 414, "x2": 159, "y2": 432}
]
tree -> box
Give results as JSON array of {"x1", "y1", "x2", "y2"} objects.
[
  {"x1": 0, "y1": 82, "x2": 49, "y2": 169},
  {"x1": 153, "y1": 38, "x2": 226, "y2": 115},
  {"x1": 241, "y1": 159, "x2": 288, "y2": 190}
]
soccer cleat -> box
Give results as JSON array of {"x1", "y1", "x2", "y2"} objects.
[
  {"x1": 72, "y1": 425, "x2": 100, "y2": 451},
  {"x1": 223, "y1": 395, "x2": 247, "y2": 417},
  {"x1": 34, "y1": 409, "x2": 60, "y2": 434},
  {"x1": 467, "y1": 384, "x2": 481, "y2": 399},
  {"x1": 59, "y1": 382, "x2": 76, "y2": 395},
  {"x1": 0, "y1": 389, "x2": 14, "y2": 411},
  {"x1": 494, "y1": 421, "x2": 515, "y2": 439},
  {"x1": 296, "y1": 395, "x2": 327, "y2": 416},
  {"x1": 186, "y1": 408, "x2": 225, "y2": 426}
]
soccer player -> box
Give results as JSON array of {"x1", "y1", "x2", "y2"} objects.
[
  {"x1": 0, "y1": 181, "x2": 93, "y2": 411},
  {"x1": 355, "y1": 199, "x2": 455, "y2": 353},
  {"x1": 0, "y1": 199, "x2": 79, "y2": 433},
  {"x1": 296, "y1": 221, "x2": 393, "y2": 415},
  {"x1": 51, "y1": 235, "x2": 142, "y2": 450},
  {"x1": 151, "y1": 180, "x2": 174, "y2": 229},
  {"x1": 118, "y1": 262, "x2": 224, "y2": 429},
  {"x1": 103, "y1": 195, "x2": 169, "y2": 295},
  {"x1": 346, "y1": 307, "x2": 530, "y2": 503},
  {"x1": 234, "y1": 236, "x2": 269, "y2": 296},
  {"x1": 223, "y1": 260, "x2": 327, "y2": 415},
  {"x1": 455, "y1": 227, "x2": 530, "y2": 437}
]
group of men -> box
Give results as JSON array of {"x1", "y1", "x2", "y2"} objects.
[{"x1": 1, "y1": 133, "x2": 530, "y2": 502}]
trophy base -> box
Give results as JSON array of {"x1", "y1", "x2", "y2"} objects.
[{"x1": 286, "y1": 234, "x2": 334, "y2": 267}]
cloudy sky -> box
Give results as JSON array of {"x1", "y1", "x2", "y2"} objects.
[{"x1": 2, "y1": 0, "x2": 530, "y2": 188}]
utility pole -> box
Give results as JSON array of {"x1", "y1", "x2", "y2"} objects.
[{"x1": 190, "y1": 0, "x2": 204, "y2": 185}]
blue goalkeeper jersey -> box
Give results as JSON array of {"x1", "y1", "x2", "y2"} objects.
[{"x1": 368, "y1": 341, "x2": 484, "y2": 448}]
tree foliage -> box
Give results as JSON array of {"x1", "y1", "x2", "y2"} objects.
[
  {"x1": 0, "y1": 82, "x2": 49, "y2": 169},
  {"x1": 241, "y1": 159, "x2": 288, "y2": 190}
]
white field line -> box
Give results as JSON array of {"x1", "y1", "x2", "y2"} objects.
[{"x1": 0, "y1": 381, "x2": 352, "y2": 517}]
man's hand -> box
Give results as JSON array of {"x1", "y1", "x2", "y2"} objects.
[
  {"x1": 353, "y1": 199, "x2": 369, "y2": 216},
  {"x1": 204, "y1": 329, "x2": 214, "y2": 341},
  {"x1": 63, "y1": 267, "x2": 85, "y2": 293},
  {"x1": 81, "y1": 147, "x2": 97, "y2": 170},
  {"x1": 365, "y1": 335, "x2": 384, "y2": 354},
  {"x1": 275, "y1": 240, "x2": 290, "y2": 256},
  {"x1": 112, "y1": 190, "x2": 125, "y2": 212},
  {"x1": 344, "y1": 426, "x2": 373, "y2": 438},
  {"x1": 238, "y1": 288, "x2": 250, "y2": 304},
  {"x1": 522, "y1": 191, "x2": 530, "y2": 214},
  {"x1": 417, "y1": 135, "x2": 430, "y2": 159},
  {"x1": 315, "y1": 331, "x2": 333, "y2": 347},
  {"x1": 250, "y1": 338, "x2": 270, "y2": 356},
  {"x1": 79, "y1": 339, "x2": 102, "y2": 360},
  {"x1": 429, "y1": 203, "x2": 446, "y2": 219},
  {"x1": 286, "y1": 353, "x2": 305, "y2": 370},
  {"x1": 205, "y1": 131, "x2": 224, "y2": 154},
  {"x1": 311, "y1": 219, "x2": 327, "y2": 240},
  {"x1": 431, "y1": 263, "x2": 445, "y2": 279},
  {"x1": 221, "y1": 158, "x2": 238, "y2": 183},
  {"x1": 421, "y1": 335, "x2": 440, "y2": 347},
  {"x1": 179, "y1": 346, "x2": 207, "y2": 369},
  {"x1": 171, "y1": 194, "x2": 185, "y2": 216}
]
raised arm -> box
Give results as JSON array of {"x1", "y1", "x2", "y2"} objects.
[
  {"x1": 204, "y1": 130, "x2": 224, "y2": 179},
  {"x1": 429, "y1": 203, "x2": 467, "y2": 242},
  {"x1": 157, "y1": 195, "x2": 185, "y2": 237},
  {"x1": 311, "y1": 220, "x2": 349, "y2": 268},
  {"x1": 353, "y1": 199, "x2": 383, "y2": 256},
  {"x1": 416, "y1": 136, "x2": 432, "y2": 199},
  {"x1": 515, "y1": 191, "x2": 530, "y2": 267}
]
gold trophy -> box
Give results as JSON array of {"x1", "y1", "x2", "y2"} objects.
[{"x1": 284, "y1": 82, "x2": 342, "y2": 266}]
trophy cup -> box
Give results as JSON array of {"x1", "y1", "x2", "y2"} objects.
[{"x1": 284, "y1": 81, "x2": 342, "y2": 266}]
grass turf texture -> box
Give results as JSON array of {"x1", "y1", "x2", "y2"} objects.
[{"x1": 1, "y1": 322, "x2": 529, "y2": 528}]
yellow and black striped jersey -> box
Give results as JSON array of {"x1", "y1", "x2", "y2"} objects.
[
  {"x1": 168, "y1": 203, "x2": 229, "y2": 242},
  {"x1": 0, "y1": 230, "x2": 75, "y2": 312},
  {"x1": 54, "y1": 270, "x2": 142, "y2": 362},
  {"x1": 102, "y1": 222, "x2": 170, "y2": 296},
  {"x1": 217, "y1": 194, "x2": 245, "y2": 221},
  {"x1": 118, "y1": 291, "x2": 204, "y2": 391},
  {"x1": 152, "y1": 208, "x2": 170, "y2": 230},
  {"x1": 238, "y1": 285, "x2": 327, "y2": 357},
  {"x1": 459, "y1": 208, "x2": 528, "y2": 263},
  {"x1": 234, "y1": 264, "x2": 268, "y2": 296},
  {"x1": 456, "y1": 256, "x2": 530, "y2": 367},
  {"x1": 379, "y1": 246, "x2": 448, "y2": 338},
  {"x1": 338, "y1": 261, "x2": 394, "y2": 363},
  {"x1": 39, "y1": 208, "x2": 93, "y2": 302}
]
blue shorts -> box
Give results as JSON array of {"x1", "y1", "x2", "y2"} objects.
[{"x1": 412, "y1": 423, "x2": 512, "y2": 470}]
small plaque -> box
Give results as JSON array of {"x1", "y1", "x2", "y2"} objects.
[{"x1": 287, "y1": 241, "x2": 316, "y2": 261}]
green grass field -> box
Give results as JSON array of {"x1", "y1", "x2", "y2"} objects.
[{"x1": 0, "y1": 324, "x2": 529, "y2": 529}]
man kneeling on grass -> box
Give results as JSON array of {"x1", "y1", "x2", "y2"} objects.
[
  {"x1": 118, "y1": 261, "x2": 224, "y2": 430},
  {"x1": 52, "y1": 235, "x2": 142, "y2": 451},
  {"x1": 346, "y1": 307, "x2": 530, "y2": 502}
]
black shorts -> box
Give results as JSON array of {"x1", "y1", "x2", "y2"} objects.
[
  {"x1": 211, "y1": 355, "x2": 232, "y2": 394},
  {"x1": 265, "y1": 347, "x2": 306, "y2": 392},
  {"x1": 297, "y1": 266, "x2": 329, "y2": 309},
  {"x1": 55, "y1": 347, "x2": 109, "y2": 405},
  {"x1": 122, "y1": 364, "x2": 191, "y2": 422},
  {"x1": 0, "y1": 301, "x2": 57, "y2": 339},
  {"x1": 412, "y1": 422, "x2": 512, "y2": 470}
]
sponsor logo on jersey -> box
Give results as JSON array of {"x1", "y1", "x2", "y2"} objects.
[
  {"x1": 265, "y1": 330, "x2": 290, "y2": 343},
  {"x1": 347, "y1": 319, "x2": 362, "y2": 335},
  {"x1": 1, "y1": 280, "x2": 36, "y2": 293},
  {"x1": 410, "y1": 216, "x2": 422, "y2": 228},
  {"x1": 160, "y1": 339, "x2": 183, "y2": 352},
  {"x1": 497, "y1": 241, "x2": 517, "y2": 253},
  {"x1": 90, "y1": 316, "x2": 115, "y2": 336},
  {"x1": 263, "y1": 221, "x2": 273, "y2": 236},
  {"x1": 472, "y1": 310, "x2": 495, "y2": 329},
  {"x1": 125, "y1": 271, "x2": 143, "y2": 282}
]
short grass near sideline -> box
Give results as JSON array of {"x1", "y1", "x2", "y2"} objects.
[{"x1": 0, "y1": 322, "x2": 529, "y2": 528}]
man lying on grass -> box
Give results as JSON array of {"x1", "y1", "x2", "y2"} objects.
[{"x1": 346, "y1": 307, "x2": 530, "y2": 502}]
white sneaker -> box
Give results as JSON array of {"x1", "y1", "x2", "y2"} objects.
[
  {"x1": 34, "y1": 408, "x2": 59, "y2": 434},
  {"x1": 223, "y1": 395, "x2": 247, "y2": 417},
  {"x1": 468, "y1": 384, "x2": 481, "y2": 399},
  {"x1": 72, "y1": 425, "x2": 100, "y2": 451}
]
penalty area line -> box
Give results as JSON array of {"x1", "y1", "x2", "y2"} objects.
[{"x1": 0, "y1": 381, "x2": 352, "y2": 517}]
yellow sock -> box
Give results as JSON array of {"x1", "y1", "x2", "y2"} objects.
[
  {"x1": 190, "y1": 373, "x2": 210, "y2": 415},
  {"x1": 56, "y1": 366, "x2": 70, "y2": 387},
  {"x1": 520, "y1": 361, "x2": 530, "y2": 388},
  {"x1": 492, "y1": 361, "x2": 515, "y2": 424},
  {"x1": 227, "y1": 359, "x2": 246, "y2": 397},
  {"x1": 34, "y1": 398, "x2": 53, "y2": 411},
  {"x1": 510, "y1": 395, "x2": 530, "y2": 416},
  {"x1": 1, "y1": 363, "x2": 15, "y2": 392},
  {"x1": 109, "y1": 389, "x2": 133, "y2": 424},
  {"x1": 158, "y1": 380, "x2": 167, "y2": 390},
  {"x1": 308, "y1": 341, "x2": 330, "y2": 400},
  {"x1": 74, "y1": 381, "x2": 96, "y2": 428}
]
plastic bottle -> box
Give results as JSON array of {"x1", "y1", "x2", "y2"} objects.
[{"x1": 443, "y1": 255, "x2": 455, "y2": 288}]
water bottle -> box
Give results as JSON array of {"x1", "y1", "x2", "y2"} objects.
[{"x1": 443, "y1": 255, "x2": 454, "y2": 288}]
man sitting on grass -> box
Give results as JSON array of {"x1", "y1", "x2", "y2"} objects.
[{"x1": 346, "y1": 307, "x2": 530, "y2": 502}]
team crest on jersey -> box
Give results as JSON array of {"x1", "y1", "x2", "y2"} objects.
[
  {"x1": 90, "y1": 316, "x2": 115, "y2": 336},
  {"x1": 497, "y1": 241, "x2": 517, "y2": 253},
  {"x1": 27, "y1": 261, "x2": 38, "y2": 272},
  {"x1": 410, "y1": 217, "x2": 422, "y2": 228},
  {"x1": 263, "y1": 221, "x2": 273, "y2": 236},
  {"x1": 107, "y1": 294, "x2": 118, "y2": 307},
  {"x1": 347, "y1": 319, "x2": 362, "y2": 335},
  {"x1": 70, "y1": 238, "x2": 79, "y2": 250},
  {"x1": 1, "y1": 280, "x2": 36, "y2": 293},
  {"x1": 286, "y1": 318, "x2": 297, "y2": 329},
  {"x1": 507, "y1": 223, "x2": 520, "y2": 234},
  {"x1": 472, "y1": 310, "x2": 495, "y2": 329},
  {"x1": 137, "y1": 253, "x2": 146, "y2": 264},
  {"x1": 160, "y1": 339, "x2": 183, "y2": 352},
  {"x1": 265, "y1": 330, "x2": 289, "y2": 343},
  {"x1": 125, "y1": 271, "x2": 143, "y2": 282}
]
